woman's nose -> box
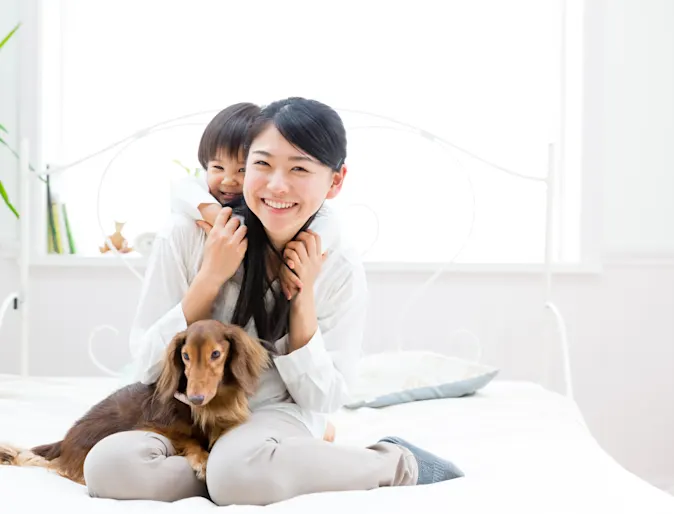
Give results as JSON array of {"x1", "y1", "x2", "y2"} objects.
[{"x1": 267, "y1": 170, "x2": 289, "y2": 193}]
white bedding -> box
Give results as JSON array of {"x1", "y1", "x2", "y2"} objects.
[{"x1": 1, "y1": 374, "x2": 672, "y2": 513}]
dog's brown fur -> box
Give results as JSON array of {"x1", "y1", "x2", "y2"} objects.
[{"x1": 0, "y1": 319, "x2": 269, "y2": 485}]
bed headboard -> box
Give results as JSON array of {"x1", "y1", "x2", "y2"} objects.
[{"x1": 5, "y1": 107, "x2": 573, "y2": 400}]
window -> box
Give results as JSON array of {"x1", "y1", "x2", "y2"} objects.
[{"x1": 38, "y1": 0, "x2": 584, "y2": 265}]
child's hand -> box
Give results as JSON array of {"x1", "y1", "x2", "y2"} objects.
[{"x1": 198, "y1": 203, "x2": 221, "y2": 228}]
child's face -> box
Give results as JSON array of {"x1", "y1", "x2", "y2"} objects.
[{"x1": 206, "y1": 149, "x2": 246, "y2": 205}]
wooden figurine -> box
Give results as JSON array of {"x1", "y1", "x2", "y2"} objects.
[{"x1": 99, "y1": 221, "x2": 133, "y2": 254}]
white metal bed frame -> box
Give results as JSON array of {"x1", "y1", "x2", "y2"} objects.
[{"x1": 0, "y1": 105, "x2": 573, "y2": 400}]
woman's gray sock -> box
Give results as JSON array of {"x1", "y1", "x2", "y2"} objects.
[{"x1": 379, "y1": 436, "x2": 464, "y2": 485}]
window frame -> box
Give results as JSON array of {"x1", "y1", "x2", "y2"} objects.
[{"x1": 11, "y1": 0, "x2": 600, "y2": 273}]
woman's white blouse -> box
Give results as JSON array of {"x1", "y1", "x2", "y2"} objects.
[{"x1": 123, "y1": 178, "x2": 368, "y2": 438}]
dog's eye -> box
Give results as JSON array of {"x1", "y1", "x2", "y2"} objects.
[
  {"x1": 182, "y1": 352, "x2": 190, "y2": 361},
  {"x1": 211, "y1": 350, "x2": 221, "y2": 360}
]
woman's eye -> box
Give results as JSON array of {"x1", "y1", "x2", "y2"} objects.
[
  {"x1": 182, "y1": 352, "x2": 190, "y2": 361},
  {"x1": 211, "y1": 350, "x2": 221, "y2": 360},
  {"x1": 253, "y1": 160, "x2": 269, "y2": 167},
  {"x1": 291, "y1": 166, "x2": 308, "y2": 173}
]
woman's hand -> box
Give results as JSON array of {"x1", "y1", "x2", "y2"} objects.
[
  {"x1": 282, "y1": 230, "x2": 327, "y2": 299},
  {"x1": 197, "y1": 207, "x2": 247, "y2": 286},
  {"x1": 285, "y1": 230, "x2": 327, "y2": 351},
  {"x1": 279, "y1": 262, "x2": 302, "y2": 301}
]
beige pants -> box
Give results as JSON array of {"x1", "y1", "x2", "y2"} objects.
[{"x1": 83, "y1": 409, "x2": 418, "y2": 506}]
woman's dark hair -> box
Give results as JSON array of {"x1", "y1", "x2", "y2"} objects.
[
  {"x1": 197, "y1": 103, "x2": 260, "y2": 169},
  {"x1": 229, "y1": 97, "x2": 347, "y2": 347},
  {"x1": 246, "y1": 97, "x2": 347, "y2": 171}
]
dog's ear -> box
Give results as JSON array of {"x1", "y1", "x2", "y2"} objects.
[
  {"x1": 156, "y1": 330, "x2": 187, "y2": 403},
  {"x1": 225, "y1": 328, "x2": 270, "y2": 396}
]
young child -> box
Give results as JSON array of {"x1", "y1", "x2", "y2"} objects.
[
  {"x1": 170, "y1": 103, "x2": 339, "y2": 442},
  {"x1": 170, "y1": 103, "x2": 257, "y2": 230}
]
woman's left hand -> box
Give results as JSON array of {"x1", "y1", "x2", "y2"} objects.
[{"x1": 283, "y1": 230, "x2": 327, "y2": 298}]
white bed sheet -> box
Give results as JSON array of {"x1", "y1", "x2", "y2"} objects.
[{"x1": 1, "y1": 374, "x2": 672, "y2": 513}]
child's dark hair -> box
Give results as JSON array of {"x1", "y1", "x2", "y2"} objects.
[
  {"x1": 229, "y1": 97, "x2": 347, "y2": 345},
  {"x1": 197, "y1": 103, "x2": 260, "y2": 169}
]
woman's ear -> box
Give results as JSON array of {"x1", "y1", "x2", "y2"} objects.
[
  {"x1": 156, "y1": 330, "x2": 187, "y2": 403},
  {"x1": 326, "y1": 165, "x2": 347, "y2": 200},
  {"x1": 225, "y1": 327, "x2": 270, "y2": 396}
]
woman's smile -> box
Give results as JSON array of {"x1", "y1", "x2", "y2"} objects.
[{"x1": 262, "y1": 198, "x2": 298, "y2": 213}]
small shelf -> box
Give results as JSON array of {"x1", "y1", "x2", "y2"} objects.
[
  {"x1": 29, "y1": 253, "x2": 149, "y2": 268},
  {"x1": 2, "y1": 242, "x2": 604, "y2": 274}
]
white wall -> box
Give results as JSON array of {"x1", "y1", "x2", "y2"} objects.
[
  {"x1": 1, "y1": 0, "x2": 673, "y2": 493},
  {"x1": 595, "y1": 0, "x2": 674, "y2": 253}
]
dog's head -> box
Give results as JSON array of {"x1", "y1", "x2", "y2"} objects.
[{"x1": 156, "y1": 319, "x2": 269, "y2": 407}]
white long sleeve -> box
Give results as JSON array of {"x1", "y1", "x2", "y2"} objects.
[
  {"x1": 169, "y1": 174, "x2": 215, "y2": 221},
  {"x1": 273, "y1": 258, "x2": 368, "y2": 413},
  {"x1": 125, "y1": 215, "x2": 204, "y2": 385}
]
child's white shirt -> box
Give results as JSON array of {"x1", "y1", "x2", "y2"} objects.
[{"x1": 124, "y1": 176, "x2": 367, "y2": 438}]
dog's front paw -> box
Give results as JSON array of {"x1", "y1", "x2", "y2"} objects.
[
  {"x1": 194, "y1": 460, "x2": 207, "y2": 481},
  {"x1": 186, "y1": 450, "x2": 209, "y2": 481}
]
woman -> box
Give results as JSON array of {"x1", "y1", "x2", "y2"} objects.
[{"x1": 83, "y1": 97, "x2": 463, "y2": 505}]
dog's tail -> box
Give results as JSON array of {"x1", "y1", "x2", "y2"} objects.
[
  {"x1": 0, "y1": 440, "x2": 61, "y2": 469},
  {"x1": 31, "y1": 441, "x2": 62, "y2": 460}
]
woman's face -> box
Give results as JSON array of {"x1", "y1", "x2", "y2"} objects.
[{"x1": 243, "y1": 124, "x2": 345, "y2": 248}]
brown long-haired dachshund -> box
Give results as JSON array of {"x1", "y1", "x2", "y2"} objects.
[{"x1": 0, "y1": 319, "x2": 269, "y2": 484}]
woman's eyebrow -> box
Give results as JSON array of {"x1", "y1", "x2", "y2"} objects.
[
  {"x1": 288, "y1": 155, "x2": 317, "y2": 163},
  {"x1": 252, "y1": 149, "x2": 317, "y2": 163}
]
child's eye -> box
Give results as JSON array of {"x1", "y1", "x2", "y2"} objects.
[
  {"x1": 212, "y1": 165, "x2": 224, "y2": 171},
  {"x1": 238, "y1": 168, "x2": 245, "y2": 173}
]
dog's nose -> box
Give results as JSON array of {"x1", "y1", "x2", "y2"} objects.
[{"x1": 188, "y1": 395, "x2": 205, "y2": 405}]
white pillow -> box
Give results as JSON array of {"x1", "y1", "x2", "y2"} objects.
[{"x1": 344, "y1": 351, "x2": 499, "y2": 409}]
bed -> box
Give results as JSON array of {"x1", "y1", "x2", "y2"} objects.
[{"x1": 1, "y1": 374, "x2": 672, "y2": 513}]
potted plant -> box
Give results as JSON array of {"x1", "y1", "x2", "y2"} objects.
[{"x1": 0, "y1": 22, "x2": 21, "y2": 218}]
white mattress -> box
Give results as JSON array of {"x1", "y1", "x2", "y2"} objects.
[{"x1": 1, "y1": 375, "x2": 672, "y2": 513}]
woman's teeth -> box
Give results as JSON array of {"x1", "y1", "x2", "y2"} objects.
[{"x1": 263, "y1": 199, "x2": 295, "y2": 209}]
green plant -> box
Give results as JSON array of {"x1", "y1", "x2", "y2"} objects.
[
  {"x1": 0, "y1": 22, "x2": 21, "y2": 218},
  {"x1": 172, "y1": 159, "x2": 202, "y2": 178}
]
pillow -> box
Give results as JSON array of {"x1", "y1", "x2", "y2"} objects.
[{"x1": 344, "y1": 351, "x2": 499, "y2": 409}]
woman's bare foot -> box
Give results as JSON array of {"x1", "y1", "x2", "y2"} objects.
[{"x1": 323, "y1": 421, "x2": 336, "y2": 442}]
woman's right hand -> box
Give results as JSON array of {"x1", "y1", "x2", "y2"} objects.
[{"x1": 197, "y1": 207, "x2": 247, "y2": 286}]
